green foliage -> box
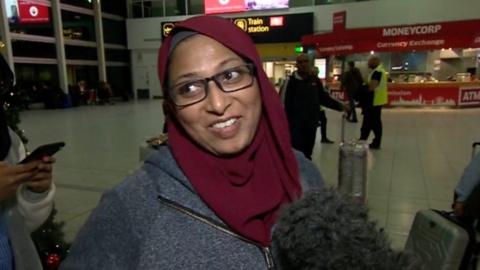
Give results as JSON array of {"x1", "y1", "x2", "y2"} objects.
[
  {"x1": 3, "y1": 86, "x2": 30, "y2": 143},
  {"x1": 31, "y1": 207, "x2": 71, "y2": 269}
]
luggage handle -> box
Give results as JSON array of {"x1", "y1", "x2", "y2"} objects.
[
  {"x1": 472, "y1": 142, "x2": 480, "y2": 160},
  {"x1": 341, "y1": 114, "x2": 347, "y2": 143}
]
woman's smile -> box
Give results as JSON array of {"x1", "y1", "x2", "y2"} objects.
[{"x1": 209, "y1": 117, "x2": 241, "y2": 139}]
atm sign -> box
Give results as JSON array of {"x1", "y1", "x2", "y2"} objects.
[{"x1": 459, "y1": 87, "x2": 480, "y2": 106}]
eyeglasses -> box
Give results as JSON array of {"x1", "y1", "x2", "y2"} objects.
[{"x1": 168, "y1": 63, "x2": 255, "y2": 107}]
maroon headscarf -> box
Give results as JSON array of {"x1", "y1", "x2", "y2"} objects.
[{"x1": 157, "y1": 15, "x2": 301, "y2": 246}]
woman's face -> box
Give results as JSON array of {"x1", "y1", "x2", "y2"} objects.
[{"x1": 168, "y1": 35, "x2": 262, "y2": 156}]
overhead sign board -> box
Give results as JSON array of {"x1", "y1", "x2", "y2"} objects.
[
  {"x1": 303, "y1": 18, "x2": 480, "y2": 55},
  {"x1": 161, "y1": 13, "x2": 313, "y2": 43}
]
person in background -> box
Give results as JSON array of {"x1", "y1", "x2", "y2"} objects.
[
  {"x1": 76, "y1": 80, "x2": 89, "y2": 105},
  {"x1": 422, "y1": 73, "x2": 438, "y2": 83},
  {"x1": 359, "y1": 56, "x2": 388, "y2": 150},
  {"x1": 341, "y1": 61, "x2": 364, "y2": 123},
  {"x1": 452, "y1": 148, "x2": 480, "y2": 270},
  {"x1": 0, "y1": 55, "x2": 56, "y2": 270},
  {"x1": 453, "y1": 150, "x2": 480, "y2": 219},
  {"x1": 467, "y1": 67, "x2": 479, "y2": 82},
  {"x1": 283, "y1": 54, "x2": 347, "y2": 160},
  {"x1": 97, "y1": 81, "x2": 114, "y2": 105},
  {"x1": 61, "y1": 15, "x2": 324, "y2": 269}
]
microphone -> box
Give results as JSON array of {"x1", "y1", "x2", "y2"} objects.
[{"x1": 273, "y1": 188, "x2": 422, "y2": 270}]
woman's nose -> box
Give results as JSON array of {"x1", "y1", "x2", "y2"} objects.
[{"x1": 205, "y1": 81, "x2": 231, "y2": 114}]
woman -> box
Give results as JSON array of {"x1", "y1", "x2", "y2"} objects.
[
  {"x1": 61, "y1": 15, "x2": 324, "y2": 269},
  {"x1": 0, "y1": 56, "x2": 56, "y2": 270}
]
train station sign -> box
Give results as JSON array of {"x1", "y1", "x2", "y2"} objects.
[{"x1": 161, "y1": 13, "x2": 313, "y2": 43}]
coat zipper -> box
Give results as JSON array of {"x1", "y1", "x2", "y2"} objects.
[
  {"x1": 157, "y1": 195, "x2": 276, "y2": 270},
  {"x1": 262, "y1": 246, "x2": 274, "y2": 269}
]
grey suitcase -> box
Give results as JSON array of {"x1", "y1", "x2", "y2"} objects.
[
  {"x1": 405, "y1": 209, "x2": 470, "y2": 270},
  {"x1": 338, "y1": 115, "x2": 368, "y2": 203}
]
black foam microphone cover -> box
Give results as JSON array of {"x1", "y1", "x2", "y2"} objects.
[{"x1": 273, "y1": 188, "x2": 421, "y2": 270}]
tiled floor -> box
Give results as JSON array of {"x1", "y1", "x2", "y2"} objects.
[{"x1": 20, "y1": 101, "x2": 480, "y2": 250}]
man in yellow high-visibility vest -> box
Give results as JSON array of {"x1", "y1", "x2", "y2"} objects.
[{"x1": 359, "y1": 56, "x2": 388, "y2": 150}]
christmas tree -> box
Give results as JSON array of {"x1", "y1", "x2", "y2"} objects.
[
  {"x1": 0, "y1": 52, "x2": 27, "y2": 140},
  {"x1": 1, "y1": 53, "x2": 70, "y2": 269},
  {"x1": 31, "y1": 208, "x2": 71, "y2": 270}
]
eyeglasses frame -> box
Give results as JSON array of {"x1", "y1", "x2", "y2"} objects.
[{"x1": 168, "y1": 63, "x2": 255, "y2": 108}]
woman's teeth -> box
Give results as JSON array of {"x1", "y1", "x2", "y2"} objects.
[{"x1": 213, "y1": 118, "x2": 236, "y2": 129}]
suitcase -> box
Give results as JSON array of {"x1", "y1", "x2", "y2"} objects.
[
  {"x1": 338, "y1": 115, "x2": 368, "y2": 203},
  {"x1": 405, "y1": 209, "x2": 470, "y2": 270}
]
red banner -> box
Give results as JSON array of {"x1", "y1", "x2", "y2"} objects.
[
  {"x1": 332, "y1": 11, "x2": 346, "y2": 32},
  {"x1": 204, "y1": 0, "x2": 246, "y2": 14},
  {"x1": 303, "y1": 19, "x2": 480, "y2": 55},
  {"x1": 327, "y1": 83, "x2": 480, "y2": 107},
  {"x1": 388, "y1": 85, "x2": 458, "y2": 106},
  {"x1": 18, "y1": 0, "x2": 49, "y2": 24}
]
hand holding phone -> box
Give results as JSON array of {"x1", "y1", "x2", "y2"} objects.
[{"x1": 19, "y1": 142, "x2": 65, "y2": 164}]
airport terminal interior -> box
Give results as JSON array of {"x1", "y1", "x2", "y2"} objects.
[
  {"x1": 19, "y1": 103, "x2": 479, "y2": 251},
  {"x1": 1, "y1": 0, "x2": 480, "y2": 268}
]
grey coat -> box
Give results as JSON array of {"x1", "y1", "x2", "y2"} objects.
[{"x1": 61, "y1": 146, "x2": 324, "y2": 270}]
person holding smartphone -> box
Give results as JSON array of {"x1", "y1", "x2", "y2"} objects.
[{"x1": 0, "y1": 55, "x2": 56, "y2": 270}]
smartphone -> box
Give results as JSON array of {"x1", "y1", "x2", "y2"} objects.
[{"x1": 19, "y1": 142, "x2": 66, "y2": 164}]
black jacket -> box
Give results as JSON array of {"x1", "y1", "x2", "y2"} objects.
[{"x1": 284, "y1": 73, "x2": 343, "y2": 127}]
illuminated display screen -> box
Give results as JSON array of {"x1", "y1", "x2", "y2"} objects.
[
  {"x1": 6, "y1": 0, "x2": 49, "y2": 24},
  {"x1": 204, "y1": 0, "x2": 289, "y2": 15},
  {"x1": 245, "y1": 0, "x2": 289, "y2": 10}
]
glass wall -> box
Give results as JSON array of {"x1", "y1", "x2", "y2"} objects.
[
  {"x1": 14, "y1": 64, "x2": 58, "y2": 87},
  {"x1": 67, "y1": 65, "x2": 98, "y2": 87},
  {"x1": 129, "y1": 0, "x2": 375, "y2": 18},
  {"x1": 131, "y1": 1, "x2": 162, "y2": 18},
  {"x1": 14, "y1": 64, "x2": 60, "y2": 104},
  {"x1": 101, "y1": 0, "x2": 127, "y2": 17},
  {"x1": 107, "y1": 66, "x2": 132, "y2": 99},
  {"x1": 60, "y1": 0, "x2": 93, "y2": 9},
  {"x1": 2, "y1": 0, "x2": 131, "y2": 107},
  {"x1": 189, "y1": 0, "x2": 203, "y2": 14},
  {"x1": 102, "y1": 2, "x2": 130, "y2": 98},
  {"x1": 65, "y1": 45, "x2": 97, "y2": 60},
  {"x1": 105, "y1": 49, "x2": 129, "y2": 62},
  {"x1": 12, "y1": 41, "x2": 56, "y2": 58},
  {"x1": 102, "y1": 19, "x2": 126, "y2": 45},
  {"x1": 62, "y1": 10, "x2": 96, "y2": 42}
]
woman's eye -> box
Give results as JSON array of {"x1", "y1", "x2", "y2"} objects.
[
  {"x1": 222, "y1": 70, "x2": 241, "y2": 82},
  {"x1": 178, "y1": 82, "x2": 203, "y2": 96}
]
